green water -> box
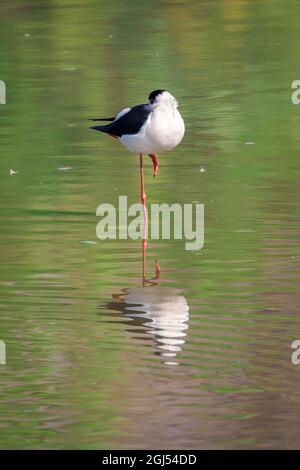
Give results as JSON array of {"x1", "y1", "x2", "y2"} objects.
[{"x1": 1, "y1": 0, "x2": 300, "y2": 449}]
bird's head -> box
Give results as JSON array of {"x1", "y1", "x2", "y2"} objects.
[{"x1": 148, "y1": 90, "x2": 178, "y2": 110}]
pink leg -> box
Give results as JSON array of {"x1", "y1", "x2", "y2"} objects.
[
  {"x1": 140, "y1": 153, "x2": 161, "y2": 286},
  {"x1": 155, "y1": 259, "x2": 161, "y2": 279},
  {"x1": 142, "y1": 238, "x2": 147, "y2": 286},
  {"x1": 140, "y1": 154, "x2": 148, "y2": 285},
  {"x1": 148, "y1": 154, "x2": 159, "y2": 178},
  {"x1": 143, "y1": 258, "x2": 161, "y2": 286},
  {"x1": 140, "y1": 154, "x2": 146, "y2": 205}
]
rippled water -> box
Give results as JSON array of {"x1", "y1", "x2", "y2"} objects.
[{"x1": 1, "y1": 0, "x2": 300, "y2": 449}]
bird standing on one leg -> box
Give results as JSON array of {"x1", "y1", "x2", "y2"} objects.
[{"x1": 89, "y1": 90, "x2": 185, "y2": 206}]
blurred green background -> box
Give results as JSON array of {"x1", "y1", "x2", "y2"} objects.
[{"x1": 0, "y1": 0, "x2": 300, "y2": 449}]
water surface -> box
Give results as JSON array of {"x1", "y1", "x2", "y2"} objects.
[{"x1": 0, "y1": 0, "x2": 300, "y2": 449}]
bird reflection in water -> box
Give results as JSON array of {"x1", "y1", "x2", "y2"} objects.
[
  {"x1": 103, "y1": 225, "x2": 189, "y2": 365},
  {"x1": 111, "y1": 286, "x2": 189, "y2": 365}
]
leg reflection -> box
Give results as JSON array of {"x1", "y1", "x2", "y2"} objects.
[{"x1": 142, "y1": 192, "x2": 160, "y2": 286}]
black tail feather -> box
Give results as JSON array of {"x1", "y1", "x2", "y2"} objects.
[
  {"x1": 90, "y1": 124, "x2": 111, "y2": 133},
  {"x1": 88, "y1": 117, "x2": 115, "y2": 122}
]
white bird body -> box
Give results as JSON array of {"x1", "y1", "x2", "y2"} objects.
[
  {"x1": 119, "y1": 92, "x2": 185, "y2": 154},
  {"x1": 91, "y1": 90, "x2": 185, "y2": 155}
]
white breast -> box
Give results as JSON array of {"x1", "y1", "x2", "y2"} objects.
[
  {"x1": 147, "y1": 107, "x2": 185, "y2": 152},
  {"x1": 120, "y1": 107, "x2": 185, "y2": 155}
]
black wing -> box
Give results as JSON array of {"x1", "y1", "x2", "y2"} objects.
[{"x1": 90, "y1": 104, "x2": 150, "y2": 137}]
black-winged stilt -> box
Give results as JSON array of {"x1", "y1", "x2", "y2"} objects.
[{"x1": 89, "y1": 90, "x2": 185, "y2": 206}]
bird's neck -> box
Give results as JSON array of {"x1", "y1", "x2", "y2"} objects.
[{"x1": 152, "y1": 103, "x2": 176, "y2": 115}]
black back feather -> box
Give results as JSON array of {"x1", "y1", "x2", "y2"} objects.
[{"x1": 90, "y1": 104, "x2": 150, "y2": 137}]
